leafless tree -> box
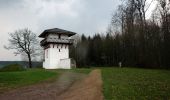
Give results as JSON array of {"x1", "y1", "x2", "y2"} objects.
[{"x1": 4, "y1": 28, "x2": 38, "y2": 68}]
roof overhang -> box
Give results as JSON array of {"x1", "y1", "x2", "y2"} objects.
[{"x1": 39, "y1": 28, "x2": 76, "y2": 38}]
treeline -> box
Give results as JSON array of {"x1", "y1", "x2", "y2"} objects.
[{"x1": 70, "y1": 0, "x2": 170, "y2": 69}]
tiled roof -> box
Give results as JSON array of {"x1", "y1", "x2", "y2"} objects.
[{"x1": 39, "y1": 28, "x2": 76, "y2": 38}]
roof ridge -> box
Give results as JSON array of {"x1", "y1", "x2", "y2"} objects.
[{"x1": 39, "y1": 28, "x2": 76, "y2": 38}]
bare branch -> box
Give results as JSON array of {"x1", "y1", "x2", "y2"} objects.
[{"x1": 4, "y1": 28, "x2": 38, "y2": 68}]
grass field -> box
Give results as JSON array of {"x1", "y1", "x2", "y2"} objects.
[
  {"x1": 0, "y1": 68, "x2": 91, "y2": 94},
  {"x1": 0, "y1": 69, "x2": 57, "y2": 93},
  {"x1": 102, "y1": 68, "x2": 170, "y2": 100},
  {"x1": 0, "y1": 67, "x2": 170, "y2": 99},
  {"x1": 53, "y1": 68, "x2": 92, "y2": 74},
  {"x1": 70, "y1": 68, "x2": 92, "y2": 74}
]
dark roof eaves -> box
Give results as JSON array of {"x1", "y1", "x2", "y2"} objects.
[{"x1": 39, "y1": 30, "x2": 76, "y2": 38}]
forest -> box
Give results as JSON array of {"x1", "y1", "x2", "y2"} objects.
[{"x1": 70, "y1": 0, "x2": 170, "y2": 69}]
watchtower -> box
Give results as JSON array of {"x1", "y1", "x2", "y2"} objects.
[{"x1": 39, "y1": 28, "x2": 76, "y2": 69}]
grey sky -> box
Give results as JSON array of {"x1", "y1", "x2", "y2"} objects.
[
  {"x1": 0, "y1": 0, "x2": 156, "y2": 61},
  {"x1": 0, "y1": 0, "x2": 121, "y2": 61}
]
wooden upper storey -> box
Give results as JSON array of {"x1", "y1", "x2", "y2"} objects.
[
  {"x1": 39, "y1": 28, "x2": 76, "y2": 38},
  {"x1": 39, "y1": 28, "x2": 76, "y2": 46}
]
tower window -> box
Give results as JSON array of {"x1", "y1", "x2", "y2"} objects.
[
  {"x1": 46, "y1": 50, "x2": 48, "y2": 58},
  {"x1": 59, "y1": 49, "x2": 60, "y2": 52},
  {"x1": 58, "y1": 34, "x2": 61, "y2": 39}
]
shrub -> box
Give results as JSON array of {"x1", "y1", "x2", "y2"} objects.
[{"x1": 0, "y1": 64, "x2": 25, "y2": 72}]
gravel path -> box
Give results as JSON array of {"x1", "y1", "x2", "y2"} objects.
[
  {"x1": 58, "y1": 69, "x2": 104, "y2": 100},
  {"x1": 0, "y1": 69, "x2": 103, "y2": 100}
]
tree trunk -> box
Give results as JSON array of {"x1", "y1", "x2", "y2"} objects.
[{"x1": 27, "y1": 53, "x2": 32, "y2": 68}]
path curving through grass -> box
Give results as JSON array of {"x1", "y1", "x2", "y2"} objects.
[{"x1": 0, "y1": 70, "x2": 87, "y2": 100}]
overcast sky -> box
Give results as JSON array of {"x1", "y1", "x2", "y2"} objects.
[
  {"x1": 0, "y1": 0, "x2": 121, "y2": 61},
  {"x1": 0, "y1": 0, "x2": 156, "y2": 61}
]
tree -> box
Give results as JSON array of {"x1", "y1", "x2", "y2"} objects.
[
  {"x1": 5, "y1": 28, "x2": 38, "y2": 68},
  {"x1": 158, "y1": 0, "x2": 170, "y2": 68},
  {"x1": 69, "y1": 0, "x2": 170, "y2": 69}
]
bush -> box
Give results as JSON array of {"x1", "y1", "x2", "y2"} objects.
[{"x1": 0, "y1": 64, "x2": 25, "y2": 72}]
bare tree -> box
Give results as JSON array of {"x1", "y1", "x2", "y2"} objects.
[
  {"x1": 111, "y1": 4, "x2": 126, "y2": 34},
  {"x1": 4, "y1": 28, "x2": 38, "y2": 68}
]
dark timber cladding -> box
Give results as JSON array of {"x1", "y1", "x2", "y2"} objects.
[
  {"x1": 39, "y1": 28, "x2": 76, "y2": 38},
  {"x1": 39, "y1": 28, "x2": 76, "y2": 47}
]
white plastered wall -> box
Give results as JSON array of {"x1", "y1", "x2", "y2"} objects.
[{"x1": 43, "y1": 42, "x2": 71, "y2": 69}]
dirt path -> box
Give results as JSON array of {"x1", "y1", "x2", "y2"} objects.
[
  {"x1": 58, "y1": 69, "x2": 104, "y2": 100},
  {"x1": 0, "y1": 69, "x2": 103, "y2": 100}
]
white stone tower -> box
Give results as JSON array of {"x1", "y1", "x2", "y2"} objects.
[{"x1": 39, "y1": 28, "x2": 76, "y2": 69}]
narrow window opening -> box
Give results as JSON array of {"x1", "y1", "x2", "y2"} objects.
[
  {"x1": 58, "y1": 34, "x2": 61, "y2": 39},
  {"x1": 59, "y1": 49, "x2": 60, "y2": 52},
  {"x1": 43, "y1": 50, "x2": 45, "y2": 61},
  {"x1": 46, "y1": 50, "x2": 48, "y2": 58},
  {"x1": 53, "y1": 44, "x2": 55, "y2": 48}
]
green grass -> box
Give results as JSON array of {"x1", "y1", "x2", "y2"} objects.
[
  {"x1": 52, "y1": 68, "x2": 92, "y2": 74},
  {"x1": 0, "y1": 68, "x2": 91, "y2": 94},
  {"x1": 102, "y1": 67, "x2": 170, "y2": 100},
  {"x1": 0, "y1": 69, "x2": 57, "y2": 93},
  {"x1": 2, "y1": 67, "x2": 169, "y2": 99},
  {"x1": 70, "y1": 68, "x2": 92, "y2": 74}
]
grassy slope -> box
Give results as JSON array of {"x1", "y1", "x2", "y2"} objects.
[
  {"x1": 0, "y1": 69, "x2": 57, "y2": 93},
  {"x1": 102, "y1": 68, "x2": 170, "y2": 100}
]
